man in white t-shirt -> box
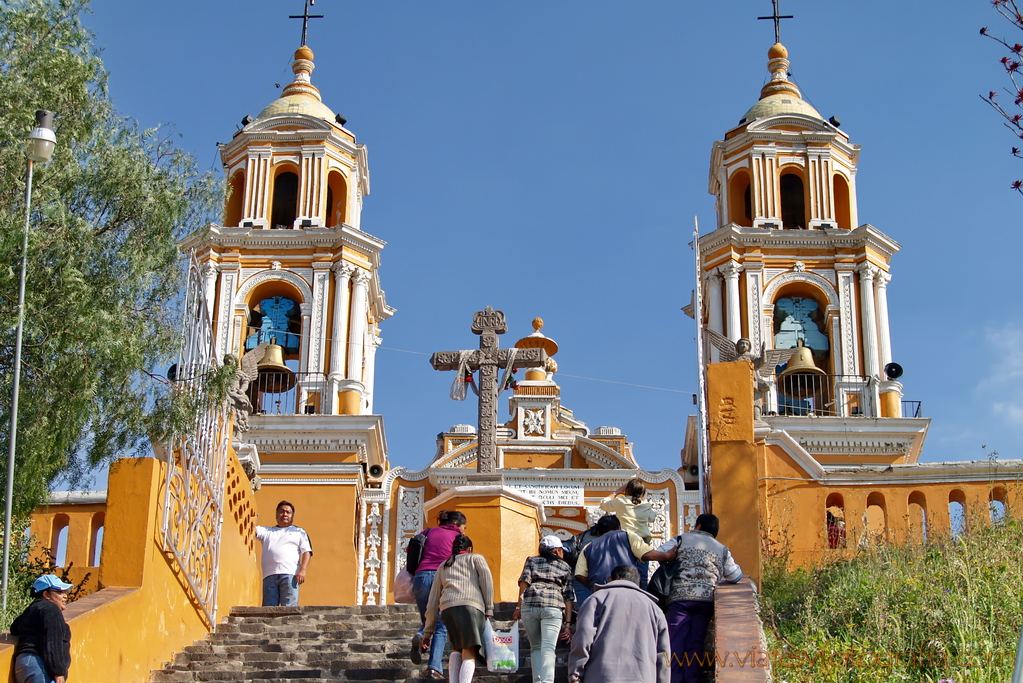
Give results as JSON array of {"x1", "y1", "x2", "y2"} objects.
[{"x1": 255, "y1": 500, "x2": 313, "y2": 606}]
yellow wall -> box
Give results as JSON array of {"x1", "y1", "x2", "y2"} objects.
[
  {"x1": 253, "y1": 482, "x2": 360, "y2": 605},
  {"x1": 3, "y1": 454, "x2": 260, "y2": 683}
]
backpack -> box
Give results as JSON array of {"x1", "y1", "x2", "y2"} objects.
[
  {"x1": 405, "y1": 530, "x2": 428, "y2": 574},
  {"x1": 647, "y1": 535, "x2": 683, "y2": 608},
  {"x1": 563, "y1": 528, "x2": 597, "y2": 572}
]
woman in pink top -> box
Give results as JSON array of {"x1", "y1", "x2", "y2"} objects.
[{"x1": 411, "y1": 509, "x2": 467, "y2": 678}]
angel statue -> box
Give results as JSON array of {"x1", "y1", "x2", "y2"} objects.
[
  {"x1": 224, "y1": 342, "x2": 268, "y2": 434},
  {"x1": 704, "y1": 330, "x2": 798, "y2": 420}
]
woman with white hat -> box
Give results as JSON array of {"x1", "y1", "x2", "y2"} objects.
[
  {"x1": 10, "y1": 574, "x2": 73, "y2": 683},
  {"x1": 513, "y1": 535, "x2": 575, "y2": 683}
]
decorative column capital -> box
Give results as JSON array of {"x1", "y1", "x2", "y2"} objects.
[
  {"x1": 704, "y1": 270, "x2": 722, "y2": 284},
  {"x1": 875, "y1": 271, "x2": 892, "y2": 288},
  {"x1": 720, "y1": 261, "x2": 742, "y2": 280},
  {"x1": 201, "y1": 262, "x2": 219, "y2": 278},
  {"x1": 333, "y1": 261, "x2": 357, "y2": 277},
  {"x1": 856, "y1": 262, "x2": 878, "y2": 281},
  {"x1": 352, "y1": 269, "x2": 372, "y2": 287}
]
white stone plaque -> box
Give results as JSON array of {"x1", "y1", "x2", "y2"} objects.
[{"x1": 507, "y1": 482, "x2": 584, "y2": 506}]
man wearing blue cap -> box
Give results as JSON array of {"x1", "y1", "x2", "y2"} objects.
[{"x1": 10, "y1": 574, "x2": 73, "y2": 683}]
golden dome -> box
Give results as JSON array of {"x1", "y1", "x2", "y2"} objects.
[
  {"x1": 255, "y1": 46, "x2": 337, "y2": 123},
  {"x1": 740, "y1": 43, "x2": 822, "y2": 123}
]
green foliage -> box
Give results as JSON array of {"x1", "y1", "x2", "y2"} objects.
[
  {"x1": 762, "y1": 522, "x2": 1023, "y2": 682},
  {"x1": 0, "y1": 0, "x2": 222, "y2": 517}
]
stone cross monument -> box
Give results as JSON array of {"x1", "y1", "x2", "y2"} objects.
[{"x1": 431, "y1": 307, "x2": 547, "y2": 480}]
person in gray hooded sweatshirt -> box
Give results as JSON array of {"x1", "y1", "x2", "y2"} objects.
[{"x1": 567, "y1": 565, "x2": 669, "y2": 683}]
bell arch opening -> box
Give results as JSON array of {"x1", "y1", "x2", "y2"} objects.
[
  {"x1": 728, "y1": 169, "x2": 753, "y2": 227},
  {"x1": 270, "y1": 167, "x2": 299, "y2": 229},
  {"x1": 780, "y1": 171, "x2": 806, "y2": 229},
  {"x1": 326, "y1": 171, "x2": 348, "y2": 228},
  {"x1": 832, "y1": 172, "x2": 852, "y2": 231},
  {"x1": 224, "y1": 170, "x2": 245, "y2": 228}
]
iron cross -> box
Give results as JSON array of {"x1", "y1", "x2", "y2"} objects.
[
  {"x1": 431, "y1": 307, "x2": 547, "y2": 475},
  {"x1": 758, "y1": 0, "x2": 793, "y2": 45},
  {"x1": 289, "y1": 0, "x2": 324, "y2": 47}
]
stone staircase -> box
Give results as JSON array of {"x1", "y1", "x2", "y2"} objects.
[{"x1": 150, "y1": 602, "x2": 572, "y2": 683}]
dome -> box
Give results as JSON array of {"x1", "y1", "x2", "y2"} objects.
[
  {"x1": 740, "y1": 43, "x2": 823, "y2": 124},
  {"x1": 253, "y1": 46, "x2": 337, "y2": 124},
  {"x1": 257, "y1": 96, "x2": 336, "y2": 122}
]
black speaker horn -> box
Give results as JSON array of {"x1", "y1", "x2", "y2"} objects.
[
  {"x1": 687, "y1": 465, "x2": 700, "y2": 477},
  {"x1": 367, "y1": 464, "x2": 385, "y2": 479},
  {"x1": 884, "y1": 362, "x2": 904, "y2": 380}
]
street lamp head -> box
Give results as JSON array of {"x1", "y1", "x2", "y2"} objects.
[{"x1": 26, "y1": 110, "x2": 56, "y2": 163}]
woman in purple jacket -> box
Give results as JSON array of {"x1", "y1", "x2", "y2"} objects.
[{"x1": 410, "y1": 509, "x2": 467, "y2": 678}]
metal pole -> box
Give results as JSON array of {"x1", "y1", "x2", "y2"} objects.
[
  {"x1": 2, "y1": 158, "x2": 33, "y2": 611},
  {"x1": 693, "y1": 216, "x2": 711, "y2": 514}
]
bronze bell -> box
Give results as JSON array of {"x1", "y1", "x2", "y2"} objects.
[
  {"x1": 777, "y1": 339, "x2": 827, "y2": 399},
  {"x1": 257, "y1": 344, "x2": 297, "y2": 392}
]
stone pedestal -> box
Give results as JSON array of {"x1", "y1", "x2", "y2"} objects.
[
  {"x1": 424, "y1": 486, "x2": 544, "y2": 602},
  {"x1": 707, "y1": 361, "x2": 762, "y2": 587}
]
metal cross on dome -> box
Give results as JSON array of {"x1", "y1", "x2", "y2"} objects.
[
  {"x1": 758, "y1": 0, "x2": 793, "y2": 45},
  {"x1": 430, "y1": 307, "x2": 547, "y2": 477},
  {"x1": 289, "y1": 0, "x2": 324, "y2": 47}
]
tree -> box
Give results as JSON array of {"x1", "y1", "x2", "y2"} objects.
[
  {"x1": 981, "y1": 0, "x2": 1023, "y2": 195},
  {"x1": 0, "y1": 0, "x2": 224, "y2": 518}
]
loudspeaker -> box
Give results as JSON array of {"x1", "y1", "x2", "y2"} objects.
[
  {"x1": 688, "y1": 465, "x2": 699, "y2": 477},
  {"x1": 367, "y1": 464, "x2": 385, "y2": 479},
  {"x1": 884, "y1": 362, "x2": 904, "y2": 380}
]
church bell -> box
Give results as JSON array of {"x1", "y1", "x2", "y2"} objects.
[
  {"x1": 777, "y1": 340, "x2": 827, "y2": 399},
  {"x1": 257, "y1": 344, "x2": 297, "y2": 392}
]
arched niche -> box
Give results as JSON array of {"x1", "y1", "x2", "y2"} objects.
[
  {"x1": 51, "y1": 514, "x2": 70, "y2": 566},
  {"x1": 832, "y1": 172, "x2": 852, "y2": 231},
  {"x1": 949, "y1": 489, "x2": 967, "y2": 537},
  {"x1": 991, "y1": 486, "x2": 1008, "y2": 525},
  {"x1": 728, "y1": 168, "x2": 752, "y2": 228},
  {"x1": 90, "y1": 512, "x2": 105, "y2": 567},
  {"x1": 866, "y1": 492, "x2": 887, "y2": 544},
  {"x1": 908, "y1": 491, "x2": 927, "y2": 545},
  {"x1": 779, "y1": 168, "x2": 807, "y2": 230},
  {"x1": 270, "y1": 163, "x2": 299, "y2": 229},
  {"x1": 326, "y1": 171, "x2": 348, "y2": 228},
  {"x1": 224, "y1": 170, "x2": 245, "y2": 228},
  {"x1": 825, "y1": 492, "x2": 846, "y2": 549}
]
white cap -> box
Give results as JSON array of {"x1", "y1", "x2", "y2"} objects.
[{"x1": 539, "y1": 534, "x2": 564, "y2": 550}]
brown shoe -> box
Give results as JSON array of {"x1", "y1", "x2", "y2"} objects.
[{"x1": 426, "y1": 669, "x2": 445, "y2": 679}]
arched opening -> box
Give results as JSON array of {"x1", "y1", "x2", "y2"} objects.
[
  {"x1": 780, "y1": 171, "x2": 806, "y2": 229},
  {"x1": 866, "y1": 492, "x2": 887, "y2": 545},
  {"x1": 89, "y1": 512, "x2": 105, "y2": 567},
  {"x1": 825, "y1": 492, "x2": 846, "y2": 549},
  {"x1": 772, "y1": 285, "x2": 833, "y2": 414},
  {"x1": 270, "y1": 168, "x2": 299, "y2": 229},
  {"x1": 990, "y1": 486, "x2": 1008, "y2": 525},
  {"x1": 949, "y1": 489, "x2": 967, "y2": 538},
  {"x1": 728, "y1": 170, "x2": 752, "y2": 227},
  {"x1": 326, "y1": 171, "x2": 348, "y2": 228},
  {"x1": 245, "y1": 295, "x2": 302, "y2": 356},
  {"x1": 224, "y1": 170, "x2": 245, "y2": 227},
  {"x1": 832, "y1": 173, "x2": 851, "y2": 231},
  {"x1": 51, "y1": 514, "x2": 70, "y2": 566},
  {"x1": 908, "y1": 491, "x2": 928, "y2": 545}
]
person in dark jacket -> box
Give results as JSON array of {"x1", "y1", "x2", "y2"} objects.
[{"x1": 11, "y1": 574, "x2": 73, "y2": 683}]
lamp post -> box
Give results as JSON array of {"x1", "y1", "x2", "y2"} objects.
[{"x1": 2, "y1": 111, "x2": 56, "y2": 611}]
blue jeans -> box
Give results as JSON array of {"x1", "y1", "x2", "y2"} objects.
[
  {"x1": 14, "y1": 653, "x2": 55, "y2": 683},
  {"x1": 521, "y1": 605, "x2": 562, "y2": 683},
  {"x1": 572, "y1": 577, "x2": 591, "y2": 608},
  {"x1": 262, "y1": 574, "x2": 299, "y2": 606},
  {"x1": 413, "y1": 569, "x2": 447, "y2": 673}
]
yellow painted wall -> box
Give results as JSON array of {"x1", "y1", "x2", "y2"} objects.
[
  {"x1": 253, "y1": 482, "x2": 360, "y2": 605},
  {"x1": 2, "y1": 454, "x2": 260, "y2": 683},
  {"x1": 706, "y1": 361, "x2": 762, "y2": 586}
]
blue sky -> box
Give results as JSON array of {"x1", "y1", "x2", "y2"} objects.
[{"x1": 79, "y1": 1, "x2": 1022, "y2": 475}]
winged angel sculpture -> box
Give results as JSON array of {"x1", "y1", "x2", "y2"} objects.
[
  {"x1": 704, "y1": 330, "x2": 798, "y2": 419},
  {"x1": 225, "y1": 342, "x2": 268, "y2": 433}
]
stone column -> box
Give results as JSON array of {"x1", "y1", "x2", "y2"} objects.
[
  {"x1": 722, "y1": 261, "x2": 743, "y2": 342},
  {"x1": 201, "y1": 262, "x2": 219, "y2": 324},
  {"x1": 875, "y1": 271, "x2": 893, "y2": 368},
  {"x1": 857, "y1": 263, "x2": 880, "y2": 379},
  {"x1": 706, "y1": 271, "x2": 724, "y2": 362},
  {"x1": 328, "y1": 262, "x2": 355, "y2": 414},
  {"x1": 363, "y1": 333, "x2": 381, "y2": 413},
  {"x1": 340, "y1": 269, "x2": 370, "y2": 414}
]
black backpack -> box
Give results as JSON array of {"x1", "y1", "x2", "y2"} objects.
[
  {"x1": 405, "y1": 530, "x2": 428, "y2": 574},
  {"x1": 563, "y1": 528, "x2": 597, "y2": 572}
]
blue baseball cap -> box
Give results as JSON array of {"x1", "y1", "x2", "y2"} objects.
[{"x1": 33, "y1": 574, "x2": 72, "y2": 593}]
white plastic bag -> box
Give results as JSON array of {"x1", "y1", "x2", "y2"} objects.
[
  {"x1": 483, "y1": 619, "x2": 519, "y2": 673},
  {"x1": 393, "y1": 568, "x2": 415, "y2": 604}
]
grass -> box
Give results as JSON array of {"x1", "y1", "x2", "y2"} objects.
[{"x1": 760, "y1": 520, "x2": 1023, "y2": 683}]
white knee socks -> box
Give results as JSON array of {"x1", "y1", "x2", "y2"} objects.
[
  {"x1": 448, "y1": 652, "x2": 462, "y2": 683},
  {"x1": 459, "y1": 657, "x2": 476, "y2": 683}
]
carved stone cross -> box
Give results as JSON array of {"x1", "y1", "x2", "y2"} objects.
[{"x1": 431, "y1": 307, "x2": 547, "y2": 476}]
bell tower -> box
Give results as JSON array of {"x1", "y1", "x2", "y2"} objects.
[
  {"x1": 179, "y1": 20, "x2": 394, "y2": 604},
  {"x1": 699, "y1": 41, "x2": 905, "y2": 419}
]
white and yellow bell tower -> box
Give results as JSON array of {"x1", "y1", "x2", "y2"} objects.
[
  {"x1": 700, "y1": 42, "x2": 906, "y2": 419},
  {"x1": 180, "y1": 31, "x2": 394, "y2": 604}
]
